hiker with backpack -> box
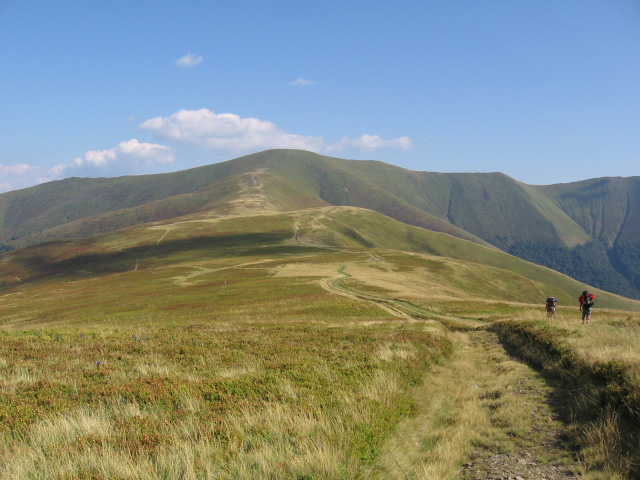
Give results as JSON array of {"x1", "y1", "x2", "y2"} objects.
[
  {"x1": 545, "y1": 296, "x2": 558, "y2": 318},
  {"x1": 579, "y1": 290, "x2": 595, "y2": 324}
]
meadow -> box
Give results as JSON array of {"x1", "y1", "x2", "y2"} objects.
[
  {"x1": 1, "y1": 206, "x2": 640, "y2": 478},
  {"x1": 0, "y1": 247, "x2": 454, "y2": 478}
]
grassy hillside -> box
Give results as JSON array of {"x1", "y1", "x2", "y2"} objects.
[
  {"x1": 1, "y1": 149, "x2": 639, "y2": 298},
  {"x1": 0, "y1": 150, "x2": 486, "y2": 248},
  {"x1": 299, "y1": 207, "x2": 640, "y2": 311},
  {"x1": 3, "y1": 171, "x2": 327, "y2": 249},
  {"x1": 0, "y1": 149, "x2": 591, "y2": 249},
  {"x1": 535, "y1": 176, "x2": 640, "y2": 246},
  {"x1": 2, "y1": 205, "x2": 637, "y2": 314},
  {"x1": 1, "y1": 202, "x2": 639, "y2": 477},
  {"x1": 4, "y1": 149, "x2": 638, "y2": 252}
]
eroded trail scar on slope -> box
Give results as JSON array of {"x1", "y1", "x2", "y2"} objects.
[
  {"x1": 319, "y1": 259, "x2": 481, "y2": 327},
  {"x1": 172, "y1": 259, "x2": 273, "y2": 286},
  {"x1": 319, "y1": 258, "x2": 414, "y2": 320},
  {"x1": 134, "y1": 226, "x2": 175, "y2": 271}
]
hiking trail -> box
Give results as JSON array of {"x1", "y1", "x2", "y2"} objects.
[{"x1": 320, "y1": 260, "x2": 582, "y2": 479}]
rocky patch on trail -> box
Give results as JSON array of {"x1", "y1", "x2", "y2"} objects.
[
  {"x1": 462, "y1": 335, "x2": 582, "y2": 479},
  {"x1": 461, "y1": 451, "x2": 579, "y2": 479}
]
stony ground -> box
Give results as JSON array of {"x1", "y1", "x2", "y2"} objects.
[
  {"x1": 462, "y1": 452, "x2": 579, "y2": 479},
  {"x1": 460, "y1": 335, "x2": 581, "y2": 480}
]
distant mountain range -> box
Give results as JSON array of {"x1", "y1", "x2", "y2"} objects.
[{"x1": 1, "y1": 149, "x2": 639, "y2": 299}]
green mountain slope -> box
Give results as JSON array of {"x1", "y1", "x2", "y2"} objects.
[
  {"x1": 5, "y1": 172, "x2": 326, "y2": 248},
  {"x1": 0, "y1": 149, "x2": 609, "y2": 251},
  {"x1": 0, "y1": 160, "x2": 262, "y2": 245},
  {"x1": 1, "y1": 149, "x2": 639, "y2": 298},
  {"x1": 521, "y1": 177, "x2": 640, "y2": 296},
  {"x1": 0, "y1": 150, "x2": 487, "y2": 249},
  {"x1": 1, "y1": 205, "x2": 637, "y2": 315},
  {"x1": 534, "y1": 177, "x2": 640, "y2": 246}
]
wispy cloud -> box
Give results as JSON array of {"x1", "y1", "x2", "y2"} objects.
[
  {"x1": 0, "y1": 162, "x2": 39, "y2": 177},
  {"x1": 289, "y1": 78, "x2": 314, "y2": 86},
  {"x1": 0, "y1": 162, "x2": 42, "y2": 192},
  {"x1": 327, "y1": 134, "x2": 413, "y2": 153},
  {"x1": 175, "y1": 53, "x2": 203, "y2": 68},
  {"x1": 0, "y1": 140, "x2": 175, "y2": 193},
  {"x1": 0, "y1": 109, "x2": 412, "y2": 193}
]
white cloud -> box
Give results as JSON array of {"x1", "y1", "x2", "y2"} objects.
[
  {"x1": 289, "y1": 78, "x2": 314, "y2": 86},
  {"x1": 0, "y1": 163, "x2": 39, "y2": 176},
  {"x1": 327, "y1": 134, "x2": 413, "y2": 153},
  {"x1": 0, "y1": 162, "x2": 45, "y2": 193},
  {"x1": 0, "y1": 107, "x2": 413, "y2": 194},
  {"x1": 0, "y1": 139, "x2": 175, "y2": 193},
  {"x1": 175, "y1": 53, "x2": 203, "y2": 68},
  {"x1": 6, "y1": 139, "x2": 171, "y2": 188},
  {"x1": 46, "y1": 164, "x2": 67, "y2": 178},
  {"x1": 140, "y1": 108, "x2": 413, "y2": 156},
  {"x1": 73, "y1": 139, "x2": 175, "y2": 168},
  {"x1": 140, "y1": 109, "x2": 324, "y2": 153}
]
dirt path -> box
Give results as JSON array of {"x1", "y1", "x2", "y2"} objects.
[
  {"x1": 368, "y1": 330, "x2": 580, "y2": 479},
  {"x1": 318, "y1": 262, "x2": 582, "y2": 479},
  {"x1": 154, "y1": 228, "x2": 171, "y2": 245},
  {"x1": 133, "y1": 227, "x2": 174, "y2": 271},
  {"x1": 320, "y1": 275, "x2": 414, "y2": 320},
  {"x1": 172, "y1": 254, "x2": 317, "y2": 286},
  {"x1": 251, "y1": 174, "x2": 261, "y2": 188},
  {"x1": 319, "y1": 259, "x2": 416, "y2": 320},
  {"x1": 172, "y1": 259, "x2": 275, "y2": 286},
  {"x1": 319, "y1": 261, "x2": 485, "y2": 328},
  {"x1": 293, "y1": 221, "x2": 300, "y2": 243}
]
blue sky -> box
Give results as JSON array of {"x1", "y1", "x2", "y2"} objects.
[{"x1": 1, "y1": 0, "x2": 639, "y2": 192}]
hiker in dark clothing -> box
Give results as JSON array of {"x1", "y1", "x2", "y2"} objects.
[
  {"x1": 579, "y1": 290, "x2": 595, "y2": 324},
  {"x1": 545, "y1": 296, "x2": 558, "y2": 318}
]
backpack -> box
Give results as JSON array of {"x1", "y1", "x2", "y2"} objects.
[
  {"x1": 583, "y1": 295, "x2": 594, "y2": 308},
  {"x1": 546, "y1": 297, "x2": 555, "y2": 307}
]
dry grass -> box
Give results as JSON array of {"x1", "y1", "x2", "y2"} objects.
[
  {"x1": 492, "y1": 310, "x2": 640, "y2": 478},
  {"x1": 511, "y1": 309, "x2": 640, "y2": 373},
  {"x1": 1, "y1": 205, "x2": 638, "y2": 478},
  {"x1": 368, "y1": 331, "x2": 578, "y2": 479},
  {"x1": 0, "y1": 319, "x2": 451, "y2": 479}
]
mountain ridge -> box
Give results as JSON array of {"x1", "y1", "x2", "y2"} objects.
[{"x1": 1, "y1": 149, "x2": 639, "y2": 298}]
